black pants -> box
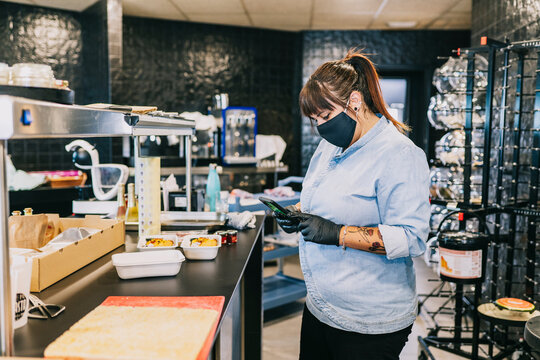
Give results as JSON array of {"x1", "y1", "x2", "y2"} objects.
[{"x1": 299, "y1": 305, "x2": 412, "y2": 360}]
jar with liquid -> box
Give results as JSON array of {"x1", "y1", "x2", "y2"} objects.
[{"x1": 126, "y1": 183, "x2": 138, "y2": 222}]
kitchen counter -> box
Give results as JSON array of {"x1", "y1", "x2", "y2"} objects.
[{"x1": 13, "y1": 216, "x2": 264, "y2": 360}]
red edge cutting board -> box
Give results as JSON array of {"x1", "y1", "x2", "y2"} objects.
[{"x1": 101, "y1": 296, "x2": 225, "y2": 360}]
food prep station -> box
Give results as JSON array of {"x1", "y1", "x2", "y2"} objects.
[{"x1": 0, "y1": 95, "x2": 263, "y2": 359}]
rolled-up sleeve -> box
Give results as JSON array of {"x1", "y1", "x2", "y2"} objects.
[{"x1": 377, "y1": 145, "x2": 431, "y2": 260}]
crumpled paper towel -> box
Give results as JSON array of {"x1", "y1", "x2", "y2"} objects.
[
  {"x1": 7, "y1": 156, "x2": 45, "y2": 191},
  {"x1": 227, "y1": 211, "x2": 256, "y2": 229}
]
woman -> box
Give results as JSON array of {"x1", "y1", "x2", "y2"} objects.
[{"x1": 276, "y1": 50, "x2": 431, "y2": 360}]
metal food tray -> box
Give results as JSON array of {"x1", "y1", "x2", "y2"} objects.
[{"x1": 125, "y1": 212, "x2": 227, "y2": 231}]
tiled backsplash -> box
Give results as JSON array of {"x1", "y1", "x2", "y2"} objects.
[
  {"x1": 114, "y1": 17, "x2": 300, "y2": 174},
  {"x1": 472, "y1": 0, "x2": 540, "y2": 44}
]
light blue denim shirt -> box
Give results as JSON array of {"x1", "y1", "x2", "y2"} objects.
[{"x1": 299, "y1": 116, "x2": 431, "y2": 334}]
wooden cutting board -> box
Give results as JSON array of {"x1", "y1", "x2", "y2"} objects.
[{"x1": 45, "y1": 296, "x2": 224, "y2": 360}]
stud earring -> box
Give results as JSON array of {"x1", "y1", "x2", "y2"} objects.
[{"x1": 354, "y1": 107, "x2": 357, "y2": 111}]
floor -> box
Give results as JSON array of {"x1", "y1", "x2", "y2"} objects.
[{"x1": 262, "y1": 255, "x2": 463, "y2": 360}]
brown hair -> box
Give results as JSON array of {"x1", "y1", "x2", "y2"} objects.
[{"x1": 299, "y1": 49, "x2": 410, "y2": 133}]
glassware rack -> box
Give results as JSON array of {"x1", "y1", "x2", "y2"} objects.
[
  {"x1": 0, "y1": 95, "x2": 195, "y2": 356},
  {"x1": 421, "y1": 38, "x2": 540, "y2": 360}
]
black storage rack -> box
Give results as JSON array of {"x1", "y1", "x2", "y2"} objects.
[{"x1": 419, "y1": 38, "x2": 540, "y2": 360}]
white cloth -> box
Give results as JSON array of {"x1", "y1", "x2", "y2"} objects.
[{"x1": 227, "y1": 211, "x2": 256, "y2": 229}]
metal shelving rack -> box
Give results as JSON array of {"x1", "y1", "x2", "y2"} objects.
[
  {"x1": 0, "y1": 95, "x2": 195, "y2": 356},
  {"x1": 420, "y1": 38, "x2": 540, "y2": 360},
  {"x1": 421, "y1": 39, "x2": 504, "y2": 360}
]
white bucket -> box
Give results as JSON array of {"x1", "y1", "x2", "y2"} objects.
[{"x1": 11, "y1": 255, "x2": 32, "y2": 329}]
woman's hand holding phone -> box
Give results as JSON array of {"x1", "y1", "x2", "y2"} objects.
[{"x1": 274, "y1": 205, "x2": 303, "y2": 233}]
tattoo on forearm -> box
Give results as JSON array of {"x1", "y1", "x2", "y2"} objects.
[
  {"x1": 344, "y1": 227, "x2": 386, "y2": 254},
  {"x1": 348, "y1": 227, "x2": 373, "y2": 244},
  {"x1": 368, "y1": 241, "x2": 386, "y2": 254}
]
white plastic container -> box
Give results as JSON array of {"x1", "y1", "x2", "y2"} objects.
[
  {"x1": 137, "y1": 234, "x2": 178, "y2": 251},
  {"x1": 0, "y1": 63, "x2": 10, "y2": 85},
  {"x1": 181, "y1": 235, "x2": 221, "y2": 260},
  {"x1": 11, "y1": 255, "x2": 32, "y2": 329},
  {"x1": 111, "y1": 250, "x2": 184, "y2": 279},
  {"x1": 11, "y1": 63, "x2": 54, "y2": 88}
]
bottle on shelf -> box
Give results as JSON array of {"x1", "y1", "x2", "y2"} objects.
[
  {"x1": 126, "y1": 183, "x2": 139, "y2": 222},
  {"x1": 116, "y1": 183, "x2": 126, "y2": 221},
  {"x1": 205, "y1": 164, "x2": 221, "y2": 212},
  {"x1": 23, "y1": 208, "x2": 33, "y2": 216}
]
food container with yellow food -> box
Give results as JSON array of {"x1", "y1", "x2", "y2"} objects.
[
  {"x1": 180, "y1": 235, "x2": 221, "y2": 260},
  {"x1": 137, "y1": 234, "x2": 178, "y2": 251}
]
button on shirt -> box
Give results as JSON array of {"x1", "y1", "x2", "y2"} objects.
[{"x1": 299, "y1": 117, "x2": 431, "y2": 334}]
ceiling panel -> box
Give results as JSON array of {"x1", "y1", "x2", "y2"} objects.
[
  {"x1": 314, "y1": 0, "x2": 381, "y2": 14},
  {"x1": 251, "y1": 13, "x2": 310, "y2": 30},
  {"x1": 172, "y1": 0, "x2": 244, "y2": 14},
  {"x1": 371, "y1": 12, "x2": 432, "y2": 29},
  {"x1": 383, "y1": 0, "x2": 457, "y2": 14},
  {"x1": 123, "y1": 0, "x2": 186, "y2": 21},
  {"x1": 188, "y1": 13, "x2": 251, "y2": 27},
  {"x1": 3, "y1": 0, "x2": 473, "y2": 31},
  {"x1": 1, "y1": 0, "x2": 36, "y2": 5},
  {"x1": 451, "y1": 0, "x2": 472, "y2": 12},
  {"x1": 29, "y1": 0, "x2": 97, "y2": 11},
  {"x1": 243, "y1": 0, "x2": 311, "y2": 14},
  {"x1": 312, "y1": 13, "x2": 374, "y2": 30}
]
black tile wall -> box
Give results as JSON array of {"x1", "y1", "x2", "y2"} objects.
[
  {"x1": 299, "y1": 30, "x2": 470, "y2": 173},
  {"x1": 0, "y1": 1, "x2": 85, "y2": 171},
  {"x1": 471, "y1": 0, "x2": 540, "y2": 44},
  {"x1": 114, "y1": 17, "x2": 301, "y2": 175},
  {"x1": 0, "y1": 0, "x2": 120, "y2": 171}
]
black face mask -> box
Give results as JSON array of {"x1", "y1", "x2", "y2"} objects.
[{"x1": 317, "y1": 105, "x2": 357, "y2": 148}]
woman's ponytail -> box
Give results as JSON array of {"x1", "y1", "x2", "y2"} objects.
[{"x1": 344, "y1": 50, "x2": 410, "y2": 133}]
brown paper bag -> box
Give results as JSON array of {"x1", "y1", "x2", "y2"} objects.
[
  {"x1": 9, "y1": 214, "x2": 48, "y2": 249},
  {"x1": 43, "y1": 214, "x2": 60, "y2": 243}
]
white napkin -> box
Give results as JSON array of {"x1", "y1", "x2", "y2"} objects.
[{"x1": 227, "y1": 211, "x2": 256, "y2": 229}]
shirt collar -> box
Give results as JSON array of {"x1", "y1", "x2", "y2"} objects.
[{"x1": 334, "y1": 116, "x2": 389, "y2": 158}]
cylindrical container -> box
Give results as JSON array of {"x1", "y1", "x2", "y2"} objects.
[
  {"x1": 438, "y1": 231, "x2": 489, "y2": 284},
  {"x1": 215, "y1": 230, "x2": 228, "y2": 245},
  {"x1": 226, "y1": 230, "x2": 238, "y2": 244},
  {"x1": 11, "y1": 255, "x2": 32, "y2": 329},
  {"x1": 116, "y1": 183, "x2": 126, "y2": 221},
  {"x1": 126, "y1": 183, "x2": 138, "y2": 222},
  {"x1": 0, "y1": 63, "x2": 10, "y2": 85}
]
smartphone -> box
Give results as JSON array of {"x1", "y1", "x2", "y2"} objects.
[{"x1": 258, "y1": 196, "x2": 291, "y2": 218}]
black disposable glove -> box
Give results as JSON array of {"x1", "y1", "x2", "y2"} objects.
[
  {"x1": 274, "y1": 205, "x2": 302, "y2": 234},
  {"x1": 298, "y1": 214, "x2": 342, "y2": 246}
]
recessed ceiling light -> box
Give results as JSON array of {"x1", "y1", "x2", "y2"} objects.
[{"x1": 386, "y1": 21, "x2": 418, "y2": 28}]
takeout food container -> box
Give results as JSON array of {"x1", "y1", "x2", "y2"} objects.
[
  {"x1": 181, "y1": 235, "x2": 221, "y2": 260},
  {"x1": 137, "y1": 234, "x2": 178, "y2": 251},
  {"x1": 112, "y1": 250, "x2": 185, "y2": 279}
]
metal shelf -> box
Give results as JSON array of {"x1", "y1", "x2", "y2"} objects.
[
  {"x1": 263, "y1": 244, "x2": 299, "y2": 262},
  {"x1": 128, "y1": 165, "x2": 289, "y2": 177},
  {"x1": 263, "y1": 274, "x2": 306, "y2": 311},
  {"x1": 0, "y1": 95, "x2": 195, "y2": 139}
]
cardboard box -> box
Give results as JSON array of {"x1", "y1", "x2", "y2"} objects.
[{"x1": 30, "y1": 215, "x2": 125, "y2": 292}]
